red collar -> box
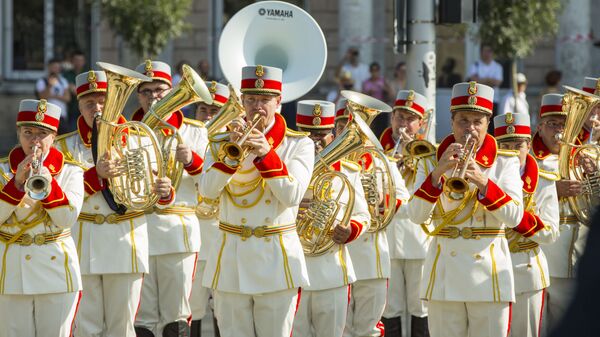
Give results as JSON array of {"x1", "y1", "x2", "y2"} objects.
[
  {"x1": 9, "y1": 146, "x2": 64, "y2": 176},
  {"x1": 577, "y1": 127, "x2": 590, "y2": 145},
  {"x1": 532, "y1": 132, "x2": 552, "y2": 160},
  {"x1": 358, "y1": 152, "x2": 374, "y2": 170},
  {"x1": 522, "y1": 154, "x2": 539, "y2": 194},
  {"x1": 77, "y1": 115, "x2": 127, "y2": 147},
  {"x1": 332, "y1": 160, "x2": 342, "y2": 171},
  {"x1": 264, "y1": 113, "x2": 286, "y2": 150},
  {"x1": 132, "y1": 108, "x2": 184, "y2": 136},
  {"x1": 379, "y1": 127, "x2": 396, "y2": 152},
  {"x1": 437, "y1": 133, "x2": 497, "y2": 168}
]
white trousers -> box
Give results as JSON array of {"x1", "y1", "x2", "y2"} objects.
[
  {"x1": 344, "y1": 278, "x2": 387, "y2": 337},
  {"x1": 190, "y1": 259, "x2": 211, "y2": 320},
  {"x1": 0, "y1": 291, "x2": 80, "y2": 337},
  {"x1": 510, "y1": 289, "x2": 545, "y2": 337},
  {"x1": 74, "y1": 273, "x2": 144, "y2": 337},
  {"x1": 428, "y1": 300, "x2": 511, "y2": 337},
  {"x1": 384, "y1": 259, "x2": 428, "y2": 318},
  {"x1": 214, "y1": 287, "x2": 300, "y2": 337},
  {"x1": 545, "y1": 277, "x2": 574, "y2": 334},
  {"x1": 135, "y1": 253, "x2": 197, "y2": 335},
  {"x1": 293, "y1": 285, "x2": 350, "y2": 337}
]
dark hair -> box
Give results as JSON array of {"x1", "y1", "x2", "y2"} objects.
[
  {"x1": 370, "y1": 62, "x2": 381, "y2": 71},
  {"x1": 48, "y1": 58, "x2": 62, "y2": 65},
  {"x1": 545, "y1": 70, "x2": 562, "y2": 86},
  {"x1": 480, "y1": 44, "x2": 493, "y2": 52},
  {"x1": 71, "y1": 49, "x2": 85, "y2": 57},
  {"x1": 395, "y1": 62, "x2": 406, "y2": 70}
]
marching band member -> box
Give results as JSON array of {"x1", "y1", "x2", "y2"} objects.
[
  {"x1": 335, "y1": 101, "x2": 410, "y2": 337},
  {"x1": 408, "y1": 82, "x2": 523, "y2": 337},
  {"x1": 189, "y1": 80, "x2": 229, "y2": 337},
  {"x1": 132, "y1": 60, "x2": 208, "y2": 337},
  {"x1": 292, "y1": 100, "x2": 370, "y2": 337},
  {"x1": 55, "y1": 70, "x2": 157, "y2": 337},
  {"x1": 579, "y1": 77, "x2": 600, "y2": 144},
  {"x1": 379, "y1": 90, "x2": 433, "y2": 337},
  {"x1": 493, "y1": 112, "x2": 559, "y2": 337},
  {"x1": 199, "y1": 65, "x2": 314, "y2": 337},
  {"x1": 0, "y1": 99, "x2": 84, "y2": 337}
]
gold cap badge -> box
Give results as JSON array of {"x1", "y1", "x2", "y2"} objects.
[
  {"x1": 255, "y1": 78, "x2": 264, "y2": 88},
  {"x1": 255, "y1": 65, "x2": 264, "y2": 77},
  {"x1": 468, "y1": 81, "x2": 478, "y2": 95},
  {"x1": 505, "y1": 112, "x2": 514, "y2": 124},
  {"x1": 507, "y1": 125, "x2": 515, "y2": 134},
  {"x1": 405, "y1": 90, "x2": 415, "y2": 107},
  {"x1": 87, "y1": 71, "x2": 97, "y2": 89},
  {"x1": 313, "y1": 117, "x2": 321, "y2": 126},
  {"x1": 144, "y1": 59, "x2": 154, "y2": 78},
  {"x1": 468, "y1": 96, "x2": 478, "y2": 105},
  {"x1": 313, "y1": 104, "x2": 322, "y2": 117},
  {"x1": 36, "y1": 99, "x2": 47, "y2": 122}
]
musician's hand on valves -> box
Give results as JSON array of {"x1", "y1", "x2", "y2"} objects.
[
  {"x1": 96, "y1": 153, "x2": 121, "y2": 179},
  {"x1": 556, "y1": 179, "x2": 583, "y2": 198},
  {"x1": 465, "y1": 159, "x2": 489, "y2": 194},
  {"x1": 175, "y1": 144, "x2": 193, "y2": 165},
  {"x1": 153, "y1": 177, "x2": 173, "y2": 199},
  {"x1": 14, "y1": 154, "x2": 35, "y2": 191},
  {"x1": 245, "y1": 128, "x2": 271, "y2": 158},
  {"x1": 332, "y1": 221, "x2": 351, "y2": 244},
  {"x1": 229, "y1": 119, "x2": 245, "y2": 143},
  {"x1": 431, "y1": 143, "x2": 462, "y2": 186}
]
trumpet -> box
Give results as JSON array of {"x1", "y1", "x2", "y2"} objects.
[
  {"x1": 222, "y1": 114, "x2": 263, "y2": 161},
  {"x1": 444, "y1": 133, "x2": 477, "y2": 200},
  {"x1": 391, "y1": 127, "x2": 410, "y2": 157},
  {"x1": 25, "y1": 145, "x2": 51, "y2": 200}
]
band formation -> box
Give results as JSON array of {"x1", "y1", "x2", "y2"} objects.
[{"x1": 2, "y1": 6, "x2": 599, "y2": 337}]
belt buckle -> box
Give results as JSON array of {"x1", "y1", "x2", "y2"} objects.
[
  {"x1": 447, "y1": 227, "x2": 460, "y2": 239},
  {"x1": 461, "y1": 227, "x2": 473, "y2": 239},
  {"x1": 34, "y1": 234, "x2": 46, "y2": 245},
  {"x1": 254, "y1": 226, "x2": 266, "y2": 238},
  {"x1": 106, "y1": 214, "x2": 117, "y2": 224},
  {"x1": 240, "y1": 226, "x2": 252, "y2": 241},
  {"x1": 94, "y1": 214, "x2": 105, "y2": 224},
  {"x1": 20, "y1": 233, "x2": 33, "y2": 246}
]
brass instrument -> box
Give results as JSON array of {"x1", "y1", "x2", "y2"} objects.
[
  {"x1": 205, "y1": 84, "x2": 245, "y2": 136},
  {"x1": 141, "y1": 64, "x2": 213, "y2": 190},
  {"x1": 96, "y1": 62, "x2": 165, "y2": 210},
  {"x1": 341, "y1": 91, "x2": 397, "y2": 233},
  {"x1": 404, "y1": 108, "x2": 436, "y2": 157},
  {"x1": 391, "y1": 127, "x2": 410, "y2": 157},
  {"x1": 25, "y1": 145, "x2": 50, "y2": 200},
  {"x1": 444, "y1": 132, "x2": 477, "y2": 200},
  {"x1": 221, "y1": 114, "x2": 262, "y2": 161},
  {"x1": 297, "y1": 113, "x2": 378, "y2": 256},
  {"x1": 557, "y1": 86, "x2": 600, "y2": 223}
]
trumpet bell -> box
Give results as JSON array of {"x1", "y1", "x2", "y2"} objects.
[
  {"x1": 444, "y1": 177, "x2": 469, "y2": 200},
  {"x1": 26, "y1": 175, "x2": 50, "y2": 200},
  {"x1": 341, "y1": 90, "x2": 392, "y2": 125},
  {"x1": 219, "y1": 1, "x2": 327, "y2": 103}
]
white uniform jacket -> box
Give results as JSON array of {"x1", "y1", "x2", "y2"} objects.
[
  {"x1": 55, "y1": 116, "x2": 149, "y2": 274},
  {"x1": 301, "y1": 159, "x2": 370, "y2": 291},
  {"x1": 507, "y1": 154, "x2": 559, "y2": 294},
  {"x1": 531, "y1": 132, "x2": 587, "y2": 279},
  {"x1": 346, "y1": 151, "x2": 410, "y2": 280},
  {"x1": 199, "y1": 114, "x2": 314, "y2": 294},
  {"x1": 132, "y1": 109, "x2": 209, "y2": 256},
  {"x1": 0, "y1": 147, "x2": 84, "y2": 294},
  {"x1": 408, "y1": 134, "x2": 524, "y2": 302}
]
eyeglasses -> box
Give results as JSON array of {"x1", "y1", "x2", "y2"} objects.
[
  {"x1": 543, "y1": 121, "x2": 565, "y2": 130},
  {"x1": 139, "y1": 87, "x2": 170, "y2": 97}
]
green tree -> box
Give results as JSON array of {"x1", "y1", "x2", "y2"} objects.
[
  {"x1": 100, "y1": 0, "x2": 193, "y2": 58},
  {"x1": 476, "y1": 0, "x2": 563, "y2": 112}
]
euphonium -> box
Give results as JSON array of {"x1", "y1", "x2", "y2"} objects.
[
  {"x1": 557, "y1": 86, "x2": 600, "y2": 223},
  {"x1": 25, "y1": 145, "x2": 50, "y2": 200},
  {"x1": 141, "y1": 64, "x2": 213, "y2": 190},
  {"x1": 297, "y1": 113, "x2": 377, "y2": 256},
  {"x1": 444, "y1": 132, "x2": 477, "y2": 200},
  {"x1": 95, "y1": 62, "x2": 165, "y2": 210},
  {"x1": 205, "y1": 84, "x2": 245, "y2": 136}
]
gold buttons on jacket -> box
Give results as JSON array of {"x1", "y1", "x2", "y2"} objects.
[
  {"x1": 25, "y1": 255, "x2": 31, "y2": 260},
  {"x1": 450, "y1": 251, "x2": 457, "y2": 257},
  {"x1": 265, "y1": 199, "x2": 271, "y2": 205},
  {"x1": 51, "y1": 256, "x2": 56, "y2": 261},
  {"x1": 265, "y1": 218, "x2": 272, "y2": 224},
  {"x1": 474, "y1": 254, "x2": 483, "y2": 260},
  {"x1": 242, "y1": 199, "x2": 248, "y2": 205},
  {"x1": 94, "y1": 205, "x2": 100, "y2": 210},
  {"x1": 241, "y1": 218, "x2": 247, "y2": 224}
]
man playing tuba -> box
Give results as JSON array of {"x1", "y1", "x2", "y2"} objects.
[
  {"x1": 408, "y1": 82, "x2": 523, "y2": 337},
  {"x1": 292, "y1": 100, "x2": 370, "y2": 337}
]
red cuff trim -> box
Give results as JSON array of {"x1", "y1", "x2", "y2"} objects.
[
  {"x1": 184, "y1": 151, "x2": 204, "y2": 176},
  {"x1": 0, "y1": 177, "x2": 26, "y2": 205},
  {"x1": 513, "y1": 212, "x2": 545, "y2": 237},
  {"x1": 477, "y1": 179, "x2": 513, "y2": 211},
  {"x1": 212, "y1": 161, "x2": 238, "y2": 175},
  {"x1": 83, "y1": 167, "x2": 104, "y2": 195},
  {"x1": 42, "y1": 179, "x2": 70, "y2": 209},
  {"x1": 158, "y1": 186, "x2": 176, "y2": 205},
  {"x1": 254, "y1": 149, "x2": 289, "y2": 178},
  {"x1": 413, "y1": 173, "x2": 443, "y2": 203},
  {"x1": 383, "y1": 195, "x2": 402, "y2": 213},
  {"x1": 345, "y1": 219, "x2": 364, "y2": 243}
]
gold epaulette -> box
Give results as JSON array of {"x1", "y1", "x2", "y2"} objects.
[
  {"x1": 539, "y1": 169, "x2": 561, "y2": 181},
  {"x1": 341, "y1": 159, "x2": 361, "y2": 172},
  {"x1": 183, "y1": 118, "x2": 205, "y2": 128},
  {"x1": 498, "y1": 149, "x2": 519, "y2": 157},
  {"x1": 286, "y1": 128, "x2": 309, "y2": 137}
]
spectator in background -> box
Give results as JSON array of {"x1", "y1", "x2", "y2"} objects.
[
  {"x1": 172, "y1": 60, "x2": 189, "y2": 86},
  {"x1": 389, "y1": 62, "x2": 407, "y2": 99},
  {"x1": 468, "y1": 44, "x2": 503, "y2": 132},
  {"x1": 63, "y1": 50, "x2": 86, "y2": 132},
  {"x1": 541, "y1": 70, "x2": 563, "y2": 95},
  {"x1": 197, "y1": 59, "x2": 215, "y2": 81},
  {"x1": 362, "y1": 62, "x2": 393, "y2": 102},
  {"x1": 36, "y1": 58, "x2": 71, "y2": 134},
  {"x1": 338, "y1": 46, "x2": 369, "y2": 91},
  {"x1": 326, "y1": 70, "x2": 355, "y2": 106},
  {"x1": 501, "y1": 72, "x2": 529, "y2": 115},
  {"x1": 438, "y1": 57, "x2": 462, "y2": 88}
]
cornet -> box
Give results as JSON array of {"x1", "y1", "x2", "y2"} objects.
[
  {"x1": 25, "y1": 145, "x2": 51, "y2": 200},
  {"x1": 444, "y1": 133, "x2": 477, "y2": 200},
  {"x1": 391, "y1": 127, "x2": 410, "y2": 157},
  {"x1": 221, "y1": 114, "x2": 263, "y2": 161}
]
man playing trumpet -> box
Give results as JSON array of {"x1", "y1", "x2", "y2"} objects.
[
  {"x1": 0, "y1": 99, "x2": 84, "y2": 337},
  {"x1": 292, "y1": 100, "x2": 370, "y2": 337},
  {"x1": 408, "y1": 82, "x2": 523, "y2": 337}
]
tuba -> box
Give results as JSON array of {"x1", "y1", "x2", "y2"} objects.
[
  {"x1": 557, "y1": 86, "x2": 600, "y2": 223},
  {"x1": 341, "y1": 91, "x2": 397, "y2": 233},
  {"x1": 95, "y1": 62, "x2": 165, "y2": 210},
  {"x1": 25, "y1": 145, "x2": 51, "y2": 200},
  {"x1": 141, "y1": 64, "x2": 213, "y2": 190},
  {"x1": 297, "y1": 113, "x2": 380, "y2": 256}
]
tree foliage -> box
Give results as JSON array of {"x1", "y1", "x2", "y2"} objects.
[
  {"x1": 477, "y1": 0, "x2": 562, "y2": 59},
  {"x1": 101, "y1": 0, "x2": 193, "y2": 58}
]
